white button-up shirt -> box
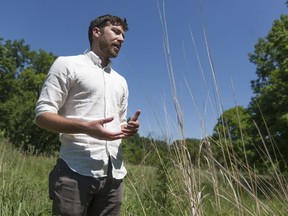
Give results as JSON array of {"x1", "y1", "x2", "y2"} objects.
[{"x1": 35, "y1": 51, "x2": 129, "y2": 179}]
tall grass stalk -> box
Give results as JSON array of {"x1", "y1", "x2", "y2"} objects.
[{"x1": 158, "y1": 1, "x2": 201, "y2": 214}]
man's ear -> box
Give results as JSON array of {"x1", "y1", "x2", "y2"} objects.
[{"x1": 92, "y1": 27, "x2": 101, "y2": 38}]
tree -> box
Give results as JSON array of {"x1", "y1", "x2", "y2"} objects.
[
  {"x1": 248, "y1": 15, "x2": 288, "y2": 171},
  {"x1": 212, "y1": 106, "x2": 253, "y2": 167},
  {"x1": 0, "y1": 38, "x2": 59, "y2": 154}
]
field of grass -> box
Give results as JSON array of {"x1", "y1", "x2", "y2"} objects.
[
  {"x1": 0, "y1": 137, "x2": 53, "y2": 215},
  {"x1": 1, "y1": 133, "x2": 288, "y2": 216},
  {"x1": 0, "y1": 136, "x2": 161, "y2": 216}
]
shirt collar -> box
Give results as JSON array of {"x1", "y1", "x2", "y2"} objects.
[{"x1": 84, "y1": 50, "x2": 112, "y2": 68}]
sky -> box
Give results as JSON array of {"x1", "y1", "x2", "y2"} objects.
[{"x1": 0, "y1": 0, "x2": 287, "y2": 141}]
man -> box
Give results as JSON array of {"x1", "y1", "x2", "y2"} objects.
[{"x1": 35, "y1": 14, "x2": 140, "y2": 215}]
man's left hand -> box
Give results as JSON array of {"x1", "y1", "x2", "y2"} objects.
[{"x1": 121, "y1": 110, "x2": 141, "y2": 138}]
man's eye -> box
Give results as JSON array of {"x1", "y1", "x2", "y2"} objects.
[{"x1": 114, "y1": 30, "x2": 120, "y2": 34}]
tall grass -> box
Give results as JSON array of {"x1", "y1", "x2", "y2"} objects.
[
  {"x1": 142, "y1": 1, "x2": 288, "y2": 215},
  {"x1": 0, "y1": 135, "x2": 54, "y2": 215},
  {"x1": 1, "y1": 133, "x2": 287, "y2": 215}
]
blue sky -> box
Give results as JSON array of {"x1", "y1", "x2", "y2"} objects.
[{"x1": 1, "y1": 0, "x2": 286, "y2": 140}]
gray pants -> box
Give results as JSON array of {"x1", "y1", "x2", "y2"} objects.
[{"x1": 49, "y1": 158, "x2": 123, "y2": 216}]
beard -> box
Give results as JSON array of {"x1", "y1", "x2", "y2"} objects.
[{"x1": 98, "y1": 36, "x2": 120, "y2": 59}]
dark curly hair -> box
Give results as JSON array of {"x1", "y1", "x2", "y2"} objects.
[{"x1": 88, "y1": 14, "x2": 128, "y2": 47}]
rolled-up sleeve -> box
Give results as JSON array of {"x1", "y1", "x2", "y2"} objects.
[{"x1": 35, "y1": 57, "x2": 74, "y2": 117}]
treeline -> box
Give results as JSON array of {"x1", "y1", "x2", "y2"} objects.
[{"x1": 0, "y1": 15, "x2": 287, "y2": 173}]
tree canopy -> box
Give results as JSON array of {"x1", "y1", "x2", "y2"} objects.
[
  {"x1": 212, "y1": 106, "x2": 253, "y2": 164},
  {"x1": 0, "y1": 38, "x2": 59, "y2": 154},
  {"x1": 248, "y1": 15, "x2": 288, "y2": 170}
]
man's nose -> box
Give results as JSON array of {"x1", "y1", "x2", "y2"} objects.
[{"x1": 117, "y1": 34, "x2": 124, "y2": 42}]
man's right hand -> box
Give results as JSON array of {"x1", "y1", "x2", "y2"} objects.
[
  {"x1": 85, "y1": 117, "x2": 125, "y2": 140},
  {"x1": 36, "y1": 113, "x2": 124, "y2": 141}
]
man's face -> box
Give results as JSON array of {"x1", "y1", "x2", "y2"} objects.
[{"x1": 98, "y1": 24, "x2": 125, "y2": 59}]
